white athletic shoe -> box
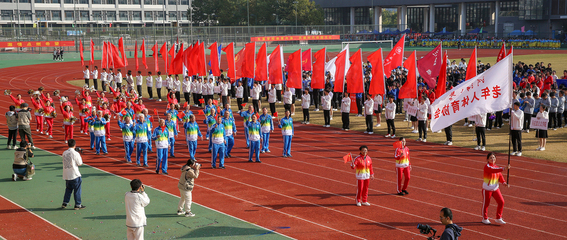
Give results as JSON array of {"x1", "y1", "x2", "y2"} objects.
[
  {"x1": 540, "y1": 147, "x2": 546, "y2": 151},
  {"x1": 46, "y1": 131, "x2": 49, "y2": 135},
  {"x1": 417, "y1": 138, "x2": 422, "y2": 142},
  {"x1": 426, "y1": 128, "x2": 429, "y2": 131},
  {"x1": 422, "y1": 139, "x2": 427, "y2": 143},
  {"x1": 80, "y1": 130, "x2": 83, "y2": 133},
  {"x1": 482, "y1": 219, "x2": 491, "y2": 225},
  {"x1": 375, "y1": 124, "x2": 381, "y2": 127},
  {"x1": 410, "y1": 126, "x2": 415, "y2": 130},
  {"x1": 474, "y1": 146, "x2": 481, "y2": 150},
  {"x1": 495, "y1": 219, "x2": 506, "y2": 224},
  {"x1": 412, "y1": 130, "x2": 418, "y2": 133},
  {"x1": 385, "y1": 134, "x2": 391, "y2": 138},
  {"x1": 330, "y1": 117, "x2": 333, "y2": 120},
  {"x1": 390, "y1": 135, "x2": 396, "y2": 139},
  {"x1": 447, "y1": 141, "x2": 453, "y2": 146},
  {"x1": 473, "y1": 138, "x2": 477, "y2": 141},
  {"x1": 435, "y1": 130, "x2": 442, "y2": 133},
  {"x1": 526, "y1": 129, "x2": 529, "y2": 133},
  {"x1": 481, "y1": 146, "x2": 485, "y2": 151},
  {"x1": 12, "y1": 173, "x2": 17, "y2": 181},
  {"x1": 463, "y1": 122, "x2": 468, "y2": 126},
  {"x1": 511, "y1": 152, "x2": 517, "y2": 156},
  {"x1": 40, "y1": 131, "x2": 43, "y2": 134},
  {"x1": 361, "y1": 202, "x2": 370, "y2": 206},
  {"x1": 517, "y1": 152, "x2": 522, "y2": 157},
  {"x1": 65, "y1": 140, "x2": 68, "y2": 144},
  {"x1": 315, "y1": 108, "x2": 319, "y2": 111},
  {"x1": 364, "y1": 131, "x2": 368, "y2": 134},
  {"x1": 36, "y1": 129, "x2": 39, "y2": 132},
  {"x1": 356, "y1": 202, "x2": 362, "y2": 207},
  {"x1": 536, "y1": 147, "x2": 541, "y2": 151},
  {"x1": 468, "y1": 124, "x2": 473, "y2": 127},
  {"x1": 49, "y1": 135, "x2": 53, "y2": 139},
  {"x1": 368, "y1": 132, "x2": 373, "y2": 135}
]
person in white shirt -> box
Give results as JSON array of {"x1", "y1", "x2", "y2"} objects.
[
  {"x1": 235, "y1": 81, "x2": 244, "y2": 112},
  {"x1": 301, "y1": 90, "x2": 310, "y2": 124},
  {"x1": 83, "y1": 66, "x2": 90, "y2": 87},
  {"x1": 136, "y1": 71, "x2": 143, "y2": 98},
  {"x1": 535, "y1": 105, "x2": 549, "y2": 151},
  {"x1": 146, "y1": 72, "x2": 154, "y2": 100},
  {"x1": 206, "y1": 78, "x2": 215, "y2": 106},
  {"x1": 474, "y1": 113, "x2": 487, "y2": 151},
  {"x1": 409, "y1": 98, "x2": 419, "y2": 133},
  {"x1": 155, "y1": 72, "x2": 163, "y2": 101},
  {"x1": 220, "y1": 78, "x2": 230, "y2": 107},
  {"x1": 341, "y1": 93, "x2": 351, "y2": 130},
  {"x1": 458, "y1": 58, "x2": 467, "y2": 69},
  {"x1": 195, "y1": 77, "x2": 204, "y2": 107},
  {"x1": 125, "y1": 70, "x2": 135, "y2": 93},
  {"x1": 510, "y1": 102, "x2": 524, "y2": 156},
  {"x1": 321, "y1": 89, "x2": 333, "y2": 127},
  {"x1": 101, "y1": 68, "x2": 108, "y2": 92},
  {"x1": 364, "y1": 94, "x2": 374, "y2": 134},
  {"x1": 61, "y1": 139, "x2": 86, "y2": 210},
  {"x1": 267, "y1": 85, "x2": 277, "y2": 116},
  {"x1": 125, "y1": 179, "x2": 150, "y2": 240},
  {"x1": 191, "y1": 77, "x2": 199, "y2": 107},
  {"x1": 182, "y1": 76, "x2": 192, "y2": 104},
  {"x1": 115, "y1": 69, "x2": 123, "y2": 91},
  {"x1": 173, "y1": 75, "x2": 181, "y2": 103},
  {"x1": 165, "y1": 75, "x2": 172, "y2": 93},
  {"x1": 417, "y1": 96, "x2": 429, "y2": 142},
  {"x1": 92, "y1": 66, "x2": 99, "y2": 90},
  {"x1": 385, "y1": 95, "x2": 396, "y2": 138},
  {"x1": 251, "y1": 81, "x2": 262, "y2": 113},
  {"x1": 373, "y1": 94, "x2": 382, "y2": 127},
  {"x1": 283, "y1": 87, "x2": 294, "y2": 115}
]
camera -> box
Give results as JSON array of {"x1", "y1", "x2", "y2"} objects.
[
  {"x1": 74, "y1": 147, "x2": 84, "y2": 155},
  {"x1": 417, "y1": 224, "x2": 437, "y2": 240}
]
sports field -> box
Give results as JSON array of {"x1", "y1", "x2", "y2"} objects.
[{"x1": 1, "y1": 47, "x2": 567, "y2": 239}]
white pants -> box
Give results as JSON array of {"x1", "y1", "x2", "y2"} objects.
[
  {"x1": 127, "y1": 226, "x2": 144, "y2": 240},
  {"x1": 178, "y1": 189, "x2": 192, "y2": 212}
]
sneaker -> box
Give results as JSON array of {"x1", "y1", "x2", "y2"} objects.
[
  {"x1": 315, "y1": 108, "x2": 319, "y2": 111},
  {"x1": 397, "y1": 192, "x2": 405, "y2": 196},
  {"x1": 473, "y1": 138, "x2": 477, "y2": 141},
  {"x1": 219, "y1": 166, "x2": 225, "y2": 169},
  {"x1": 536, "y1": 147, "x2": 541, "y2": 151},
  {"x1": 375, "y1": 124, "x2": 381, "y2": 127},
  {"x1": 368, "y1": 132, "x2": 373, "y2": 135},
  {"x1": 468, "y1": 124, "x2": 473, "y2": 127},
  {"x1": 517, "y1": 152, "x2": 522, "y2": 157},
  {"x1": 364, "y1": 131, "x2": 368, "y2": 134},
  {"x1": 61, "y1": 203, "x2": 67, "y2": 209},
  {"x1": 511, "y1": 152, "x2": 517, "y2": 156},
  {"x1": 426, "y1": 128, "x2": 429, "y2": 131},
  {"x1": 402, "y1": 190, "x2": 409, "y2": 195},
  {"x1": 526, "y1": 129, "x2": 529, "y2": 133},
  {"x1": 540, "y1": 147, "x2": 546, "y2": 151},
  {"x1": 12, "y1": 173, "x2": 17, "y2": 181},
  {"x1": 447, "y1": 141, "x2": 453, "y2": 146},
  {"x1": 410, "y1": 126, "x2": 415, "y2": 130},
  {"x1": 185, "y1": 211, "x2": 195, "y2": 217},
  {"x1": 356, "y1": 202, "x2": 362, "y2": 207},
  {"x1": 361, "y1": 202, "x2": 371, "y2": 206},
  {"x1": 385, "y1": 134, "x2": 391, "y2": 138},
  {"x1": 255, "y1": 160, "x2": 262, "y2": 163},
  {"x1": 330, "y1": 117, "x2": 333, "y2": 120},
  {"x1": 107, "y1": 138, "x2": 111, "y2": 141},
  {"x1": 463, "y1": 122, "x2": 468, "y2": 126},
  {"x1": 481, "y1": 146, "x2": 486, "y2": 151},
  {"x1": 417, "y1": 138, "x2": 422, "y2": 142},
  {"x1": 49, "y1": 135, "x2": 53, "y2": 139},
  {"x1": 23, "y1": 176, "x2": 31, "y2": 180},
  {"x1": 80, "y1": 130, "x2": 83, "y2": 133},
  {"x1": 474, "y1": 146, "x2": 481, "y2": 150},
  {"x1": 344, "y1": 128, "x2": 349, "y2": 131},
  {"x1": 74, "y1": 205, "x2": 86, "y2": 210},
  {"x1": 36, "y1": 129, "x2": 39, "y2": 132},
  {"x1": 482, "y1": 219, "x2": 491, "y2": 225},
  {"x1": 32, "y1": 146, "x2": 36, "y2": 149},
  {"x1": 553, "y1": 128, "x2": 557, "y2": 131},
  {"x1": 261, "y1": 150, "x2": 265, "y2": 153},
  {"x1": 40, "y1": 131, "x2": 43, "y2": 134},
  {"x1": 46, "y1": 131, "x2": 49, "y2": 135},
  {"x1": 305, "y1": 122, "x2": 309, "y2": 124},
  {"x1": 412, "y1": 130, "x2": 418, "y2": 133},
  {"x1": 6, "y1": 145, "x2": 11, "y2": 149},
  {"x1": 162, "y1": 172, "x2": 169, "y2": 175},
  {"x1": 422, "y1": 139, "x2": 427, "y2": 143},
  {"x1": 390, "y1": 135, "x2": 396, "y2": 138},
  {"x1": 486, "y1": 128, "x2": 491, "y2": 131},
  {"x1": 65, "y1": 140, "x2": 68, "y2": 144},
  {"x1": 127, "y1": 160, "x2": 132, "y2": 163},
  {"x1": 177, "y1": 210, "x2": 185, "y2": 215},
  {"x1": 143, "y1": 164, "x2": 149, "y2": 167},
  {"x1": 266, "y1": 150, "x2": 270, "y2": 153},
  {"x1": 248, "y1": 159, "x2": 254, "y2": 162},
  {"x1": 443, "y1": 141, "x2": 448, "y2": 145},
  {"x1": 495, "y1": 218, "x2": 506, "y2": 224}
]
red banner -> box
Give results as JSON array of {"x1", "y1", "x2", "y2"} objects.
[
  {"x1": 0, "y1": 41, "x2": 75, "y2": 48},
  {"x1": 251, "y1": 35, "x2": 340, "y2": 42}
]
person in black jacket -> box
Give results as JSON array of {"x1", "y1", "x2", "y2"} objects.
[{"x1": 440, "y1": 207, "x2": 463, "y2": 240}]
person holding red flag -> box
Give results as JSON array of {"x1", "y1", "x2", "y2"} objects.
[
  {"x1": 350, "y1": 145, "x2": 374, "y2": 206},
  {"x1": 394, "y1": 137, "x2": 411, "y2": 195},
  {"x1": 482, "y1": 152, "x2": 510, "y2": 225}
]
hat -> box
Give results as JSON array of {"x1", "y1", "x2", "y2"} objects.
[{"x1": 21, "y1": 103, "x2": 28, "y2": 108}]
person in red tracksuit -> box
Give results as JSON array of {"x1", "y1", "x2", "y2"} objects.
[
  {"x1": 350, "y1": 145, "x2": 374, "y2": 206},
  {"x1": 482, "y1": 152, "x2": 511, "y2": 225},
  {"x1": 394, "y1": 137, "x2": 411, "y2": 196}
]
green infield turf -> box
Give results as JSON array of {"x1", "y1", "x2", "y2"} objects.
[{"x1": 0, "y1": 137, "x2": 289, "y2": 239}]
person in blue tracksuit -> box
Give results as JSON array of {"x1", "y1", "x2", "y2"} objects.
[
  {"x1": 134, "y1": 114, "x2": 150, "y2": 167},
  {"x1": 117, "y1": 116, "x2": 135, "y2": 163},
  {"x1": 247, "y1": 114, "x2": 262, "y2": 163},
  {"x1": 88, "y1": 110, "x2": 108, "y2": 155},
  {"x1": 164, "y1": 113, "x2": 178, "y2": 158},
  {"x1": 221, "y1": 111, "x2": 237, "y2": 158},
  {"x1": 259, "y1": 107, "x2": 273, "y2": 153},
  {"x1": 204, "y1": 98, "x2": 217, "y2": 118},
  {"x1": 220, "y1": 104, "x2": 234, "y2": 120},
  {"x1": 85, "y1": 107, "x2": 97, "y2": 150},
  {"x1": 141, "y1": 109, "x2": 153, "y2": 152},
  {"x1": 203, "y1": 110, "x2": 217, "y2": 152},
  {"x1": 119, "y1": 101, "x2": 135, "y2": 120},
  {"x1": 152, "y1": 119, "x2": 170, "y2": 174},
  {"x1": 210, "y1": 121, "x2": 227, "y2": 169},
  {"x1": 183, "y1": 114, "x2": 202, "y2": 161},
  {"x1": 239, "y1": 105, "x2": 255, "y2": 148},
  {"x1": 278, "y1": 109, "x2": 294, "y2": 157}
]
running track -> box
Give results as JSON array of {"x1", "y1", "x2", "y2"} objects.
[{"x1": 1, "y1": 52, "x2": 567, "y2": 239}]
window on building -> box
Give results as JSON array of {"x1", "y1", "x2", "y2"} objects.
[
  {"x1": 93, "y1": 0, "x2": 100, "y2": 3},
  {"x1": 156, "y1": 11, "x2": 164, "y2": 20},
  {"x1": 107, "y1": 0, "x2": 115, "y2": 4},
  {"x1": 64, "y1": 0, "x2": 73, "y2": 3},
  {"x1": 20, "y1": 10, "x2": 32, "y2": 21},
  {"x1": 107, "y1": 11, "x2": 116, "y2": 20},
  {"x1": 65, "y1": 10, "x2": 74, "y2": 21},
  {"x1": 132, "y1": 0, "x2": 140, "y2": 4},
  {"x1": 323, "y1": 7, "x2": 350, "y2": 25},
  {"x1": 434, "y1": 5, "x2": 458, "y2": 32},
  {"x1": 52, "y1": 0, "x2": 60, "y2": 3},
  {"x1": 0, "y1": 0, "x2": 11, "y2": 3},
  {"x1": 551, "y1": 0, "x2": 566, "y2": 15},
  {"x1": 168, "y1": 0, "x2": 175, "y2": 5},
  {"x1": 500, "y1": 1, "x2": 519, "y2": 16},
  {"x1": 156, "y1": 0, "x2": 163, "y2": 4},
  {"x1": 92, "y1": 11, "x2": 102, "y2": 20},
  {"x1": 144, "y1": 11, "x2": 153, "y2": 20},
  {"x1": 78, "y1": 0, "x2": 88, "y2": 3},
  {"x1": 52, "y1": 11, "x2": 61, "y2": 20},
  {"x1": 1, "y1": 10, "x2": 13, "y2": 20},
  {"x1": 133, "y1": 11, "x2": 141, "y2": 20},
  {"x1": 407, "y1": 7, "x2": 424, "y2": 32},
  {"x1": 519, "y1": 0, "x2": 544, "y2": 20},
  {"x1": 466, "y1": 2, "x2": 493, "y2": 30},
  {"x1": 354, "y1": 7, "x2": 371, "y2": 25},
  {"x1": 181, "y1": 11, "x2": 187, "y2": 20},
  {"x1": 180, "y1": 0, "x2": 186, "y2": 5},
  {"x1": 80, "y1": 11, "x2": 89, "y2": 21},
  {"x1": 35, "y1": 0, "x2": 45, "y2": 3},
  {"x1": 118, "y1": 0, "x2": 126, "y2": 4},
  {"x1": 19, "y1": 0, "x2": 30, "y2": 3},
  {"x1": 169, "y1": 11, "x2": 177, "y2": 20},
  {"x1": 119, "y1": 11, "x2": 128, "y2": 20},
  {"x1": 35, "y1": 10, "x2": 46, "y2": 20},
  {"x1": 144, "y1": 0, "x2": 150, "y2": 4}
]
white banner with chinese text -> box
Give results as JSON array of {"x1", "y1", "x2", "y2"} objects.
[{"x1": 430, "y1": 54, "x2": 513, "y2": 132}]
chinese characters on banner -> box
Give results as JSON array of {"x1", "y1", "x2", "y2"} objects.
[
  {"x1": 530, "y1": 118, "x2": 549, "y2": 130},
  {"x1": 0, "y1": 41, "x2": 75, "y2": 48},
  {"x1": 407, "y1": 105, "x2": 418, "y2": 117},
  {"x1": 430, "y1": 54, "x2": 513, "y2": 132},
  {"x1": 250, "y1": 35, "x2": 340, "y2": 42}
]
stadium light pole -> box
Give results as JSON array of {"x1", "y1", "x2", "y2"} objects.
[
  {"x1": 189, "y1": 0, "x2": 192, "y2": 43},
  {"x1": 293, "y1": 1, "x2": 298, "y2": 34},
  {"x1": 247, "y1": 0, "x2": 250, "y2": 38}
]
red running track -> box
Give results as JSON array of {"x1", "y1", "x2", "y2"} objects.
[{"x1": 1, "y1": 58, "x2": 567, "y2": 239}]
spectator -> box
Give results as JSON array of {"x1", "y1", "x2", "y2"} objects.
[
  {"x1": 5, "y1": 105, "x2": 18, "y2": 149},
  {"x1": 61, "y1": 139, "x2": 86, "y2": 210},
  {"x1": 125, "y1": 179, "x2": 150, "y2": 240},
  {"x1": 177, "y1": 159, "x2": 200, "y2": 217},
  {"x1": 12, "y1": 141, "x2": 34, "y2": 181},
  {"x1": 17, "y1": 103, "x2": 34, "y2": 149}
]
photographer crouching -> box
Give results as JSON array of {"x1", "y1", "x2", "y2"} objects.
[{"x1": 12, "y1": 141, "x2": 34, "y2": 181}]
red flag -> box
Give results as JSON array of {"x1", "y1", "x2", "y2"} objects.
[
  {"x1": 255, "y1": 43, "x2": 268, "y2": 81},
  {"x1": 367, "y1": 48, "x2": 385, "y2": 95},
  {"x1": 384, "y1": 34, "x2": 405, "y2": 78},
  {"x1": 79, "y1": 39, "x2": 84, "y2": 66},
  {"x1": 184, "y1": 44, "x2": 194, "y2": 76},
  {"x1": 159, "y1": 42, "x2": 168, "y2": 75},
  {"x1": 242, "y1": 42, "x2": 255, "y2": 78},
  {"x1": 108, "y1": 42, "x2": 115, "y2": 68},
  {"x1": 465, "y1": 47, "x2": 477, "y2": 80},
  {"x1": 121, "y1": 109, "x2": 127, "y2": 116},
  {"x1": 222, "y1": 42, "x2": 236, "y2": 80},
  {"x1": 302, "y1": 48, "x2": 312, "y2": 71},
  {"x1": 141, "y1": 39, "x2": 148, "y2": 70},
  {"x1": 435, "y1": 52, "x2": 448, "y2": 98},
  {"x1": 235, "y1": 47, "x2": 246, "y2": 79},
  {"x1": 417, "y1": 43, "x2": 442, "y2": 89},
  {"x1": 101, "y1": 42, "x2": 107, "y2": 69},
  {"x1": 168, "y1": 44, "x2": 175, "y2": 74},
  {"x1": 311, "y1": 48, "x2": 326, "y2": 90},
  {"x1": 507, "y1": 45, "x2": 513, "y2": 57},
  {"x1": 497, "y1": 42, "x2": 506, "y2": 62},
  {"x1": 212, "y1": 99, "x2": 218, "y2": 105},
  {"x1": 268, "y1": 45, "x2": 283, "y2": 85},
  {"x1": 273, "y1": 112, "x2": 278, "y2": 117},
  {"x1": 199, "y1": 98, "x2": 205, "y2": 104},
  {"x1": 151, "y1": 42, "x2": 159, "y2": 73},
  {"x1": 135, "y1": 40, "x2": 139, "y2": 71},
  {"x1": 118, "y1": 37, "x2": 127, "y2": 66},
  {"x1": 399, "y1": 51, "x2": 417, "y2": 99},
  {"x1": 346, "y1": 49, "x2": 364, "y2": 94},
  {"x1": 393, "y1": 141, "x2": 403, "y2": 149},
  {"x1": 208, "y1": 42, "x2": 220, "y2": 76},
  {"x1": 189, "y1": 42, "x2": 201, "y2": 76},
  {"x1": 89, "y1": 39, "x2": 94, "y2": 67},
  {"x1": 198, "y1": 42, "x2": 207, "y2": 76},
  {"x1": 172, "y1": 43, "x2": 184, "y2": 75},
  {"x1": 111, "y1": 43, "x2": 125, "y2": 68},
  {"x1": 333, "y1": 50, "x2": 347, "y2": 93},
  {"x1": 197, "y1": 110, "x2": 204, "y2": 115},
  {"x1": 153, "y1": 108, "x2": 158, "y2": 116},
  {"x1": 287, "y1": 49, "x2": 302, "y2": 89},
  {"x1": 177, "y1": 111, "x2": 185, "y2": 120},
  {"x1": 183, "y1": 101, "x2": 188, "y2": 108},
  {"x1": 343, "y1": 153, "x2": 352, "y2": 164}
]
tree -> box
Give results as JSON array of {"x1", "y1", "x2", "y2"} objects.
[{"x1": 382, "y1": 8, "x2": 397, "y2": 27}]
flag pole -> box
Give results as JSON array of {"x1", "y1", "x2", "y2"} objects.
[{"x1": 506, "y1": 52, "x2": 513, "y2": 184}]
